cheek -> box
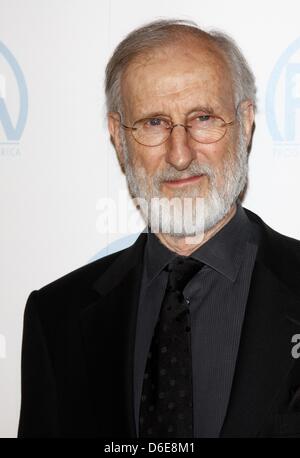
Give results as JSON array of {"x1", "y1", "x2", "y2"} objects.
[
  {"x1": 131, "y1": 145, "x2": 166, "y2": 175},
  {"x1": 194, "y1": 140, "x2": 234, "y2": 189},
  {"x1": 194, "y1": 143, "x2": 226, "y2": 168},
  {"x1": 202, "y1": 133, "x2": 237, "y2": 167}
]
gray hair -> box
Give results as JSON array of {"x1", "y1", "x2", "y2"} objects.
[{"x1": 105, "y1": 19, "x2": 257, "y2": 117}]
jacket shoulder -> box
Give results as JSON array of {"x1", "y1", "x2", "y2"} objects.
[
  {"x1": 39, "y1": 249, "x2": 124, "y2": 295},
  {"x1": 245, "y1": 207, "x2": 300, "y2": 254},
  {"x1": 244, "y1": 207, "x2": 300, "y2": 295},
  {"x1": 25, "y1": 246, "x2": 131, "y2": 321}
]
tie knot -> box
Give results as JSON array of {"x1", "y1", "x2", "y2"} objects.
[{"x1": 165, "y1": 256, "x2": 204, "y2": 292}]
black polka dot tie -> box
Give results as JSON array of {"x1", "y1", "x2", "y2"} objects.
[{"x1": 139, "y1": 256, "x2": 204, "y2": 438}]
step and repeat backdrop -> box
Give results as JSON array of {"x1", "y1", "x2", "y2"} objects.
[{"x1": 1, "y1": 0, "x2": 300, "y2": 437}]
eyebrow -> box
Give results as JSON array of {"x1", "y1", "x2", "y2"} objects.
[
  {"x1": 137, "y1": 105, "x2": 216, "y2": 120},
  {"x1": 188, "y1": 105, "x2": 216, "y2": 115}
]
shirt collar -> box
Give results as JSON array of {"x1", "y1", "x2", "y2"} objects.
[{"x1": 144, "y1": 200, "x2": 253, "y2": 285}]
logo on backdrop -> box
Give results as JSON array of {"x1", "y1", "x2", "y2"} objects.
[
  {"x1": 266, "y1": 36, "x2": 300, "y2": 156},
  {"x1": 0, "y1": 41, "x2": 28, "y2": 156}
]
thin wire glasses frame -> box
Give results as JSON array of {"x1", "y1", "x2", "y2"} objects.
[{"x1": 119, "y1": 105, "x2": 241, "y2": 147}]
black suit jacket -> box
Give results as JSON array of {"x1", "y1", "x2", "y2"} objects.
[{"x1": 18, "y1": 208, "x2": 300, "y2": 438}]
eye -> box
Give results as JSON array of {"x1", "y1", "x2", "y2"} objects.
[
  {"x1": 190, "y1": 114, "x2": 218, "y2": 129},
  {"x1": 148, "y1": 118, "x2": 162, "y2": 126},
  {"x1": 143, "y1": 118, "x2": 170, "y2": 129},
  {"x1": 197, "y1": 115, "x2": 212, "y2": 122}
]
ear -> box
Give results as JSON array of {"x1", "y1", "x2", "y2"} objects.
[
  {"x1": 239, "y1": 100, "x2": 255, "y2": 148},
  {"x1": 108, "y1": 112, "x2": 125, "y2": 170}
]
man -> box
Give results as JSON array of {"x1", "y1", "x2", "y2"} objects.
[{"x1": 18, "y1": 19, "x2": 300, "y2": 438}]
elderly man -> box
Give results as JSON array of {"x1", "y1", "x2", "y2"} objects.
[{"x1": 18, "y1": 19, "x2": 300, "y2": 438}]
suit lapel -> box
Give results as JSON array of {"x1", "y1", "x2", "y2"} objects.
[
  {"x1": 80, "y1": 233, "x2": 147, "y2": 437},
  {"x1": 221, "y1": 216, "x2": 300, "y2": 437}
]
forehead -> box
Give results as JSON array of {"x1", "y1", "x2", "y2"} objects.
[{"x1": 121, "y1": 40, "x2": 235, "y2": 118}]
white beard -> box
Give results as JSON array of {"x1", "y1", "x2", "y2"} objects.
[{"x1": 121, "y1": 129, "x2": 248, "y2": 237}]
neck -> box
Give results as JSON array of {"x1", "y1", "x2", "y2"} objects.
[{"x1": 155, "y1": 202, "x2": 237, "y2": 256}]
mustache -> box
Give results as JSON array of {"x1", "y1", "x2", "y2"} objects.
[{"x1": 152, "y1": 162, "x2": 215, "y2": 186}]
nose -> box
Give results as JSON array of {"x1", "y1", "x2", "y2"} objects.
[{"x1": 165, "y1": 124, "x2": 196, "y2": 171}]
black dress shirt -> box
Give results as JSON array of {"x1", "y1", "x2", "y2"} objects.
[{"x1": 134, "y1": 200, "x2": 259, "y2": 437}]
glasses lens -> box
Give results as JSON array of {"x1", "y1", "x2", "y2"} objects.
[
  {"x1": 132, "y1": 117, "x2": 171, "y2": 146},
  {"x1": 189, "y1": 115, "x2": 226, "y2": 143}
]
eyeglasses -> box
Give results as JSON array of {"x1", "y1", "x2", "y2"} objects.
[{"x1": 120, "y1": 111, "x2": 236, "y2": 147}]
